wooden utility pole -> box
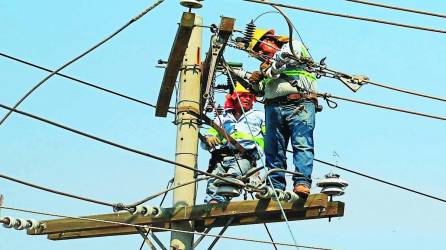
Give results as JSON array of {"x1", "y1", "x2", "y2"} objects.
[{"x1": 170, "y1": 15, "x2": 202, "y2": 250}]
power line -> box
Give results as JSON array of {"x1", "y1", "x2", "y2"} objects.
[
  {"x1": 0, "y1": 205, "x2": 332, "y2": 250},
  {"x1": 366, "y1": 80, "x2": 446, "y2": 103},
  {"x1": 0, "y1": 173, "x2": 116, "y2": 208},
  {"x1": 0, "y1": 52, "x2": 157, "y2": 109},
  {"x1": 345, "y1": 0, "x2": 446, "y2": 19},
  {"x1": 241, "y1": 0, "x2": 446, "y2": 34},
  {"x1": 319, "y1": 93, "x2": 446, "y2": 121},
  {"x1": 0, "y1": 102, "x2": 258, "y2": 192},
  {"x1": 0, "y1": 0, "x2": 166, "y2": 127},
  {"x1": 313, "y1": 158, "x2": 446, "y2": 203},
  {"x1": 4, "y1": 52, "x2": 443, "y2": 123}
]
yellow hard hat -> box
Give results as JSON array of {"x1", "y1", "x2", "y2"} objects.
[
  {"x1": 234, "y1": 83, "x2": 250, "y2": 93},
  {"x1": 248, "y1": 28, "x2": 275, "y2": 51}
]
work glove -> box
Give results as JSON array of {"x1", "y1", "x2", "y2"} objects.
[
  {"x1": 205, "y1": 136, "x2": 221, "y2": 148},
  {"x1": 249, "y1": 71, "x2": 263, "y2": 84}
]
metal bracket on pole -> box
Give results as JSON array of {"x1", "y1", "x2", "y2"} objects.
[
  {"x1": 136, "y1": 227, "x2": 157, "y2": 250},
  {"x1": 200, "y1": 17, "x2": 235, "y2": 111},
  {"x1": 156, "y1": 12, "x2": 196, "y2": 117},
  {"x1": 207, "y1": 217, "x2": 234, "y2": 250},
  {"x1": 0, "y1": 195, "x2": 3, "y2": 217}
]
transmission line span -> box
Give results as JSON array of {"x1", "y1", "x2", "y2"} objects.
[
  {"x1": 365, "y1": 80, "x2": 446, "y2": 103},
  {"x1": 345, "y1": 0, "x2": 446, "y2": 19},
  {"x1": 0, "y1": 102, "x2": 260, "y2": 191},
  {"x1": 0, "y1": 173, "x2": 116, "y2": 208},
  {"x1": 319, "y1": 93, "x2": 446, "y2": 122},
  {"x1": 0, "y1": 0, "x2": 166, "y2": 127},
  {"x1": 0, "y1": 205, "x2": 332, "y2": 250},
  {"x1": 313, "y1": 158, "x2": 446, "y2": 203},
  {"x1": 241, "y1": 0, "x2": 446, "y2": 34},
  {"x1": 0, "y1": 52, "x2": 176, "y2": 114}
]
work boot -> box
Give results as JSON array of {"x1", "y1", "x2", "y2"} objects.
[{"x1": 293, "y1": 185, "x2": 310, "y2": 197}]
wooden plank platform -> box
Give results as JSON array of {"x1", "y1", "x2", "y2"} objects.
[{"x1": 27, "y1": 194, "x2": 344, "y2": 240}]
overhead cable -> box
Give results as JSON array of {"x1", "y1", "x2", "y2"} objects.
[
  {"x1": 365, "y1": 80, "x2": 446, "y2": 103},
  {"x1": 0, "y1": 52, "x2": 158, "y2": 109},
  {"x1": 241, "y1": 0, "x2": 446, "y2": 34},
  {"x1": 0, "y1": 173, "x2": 116, "y2": 208},
  {"x1": 0, "y1": 102, "x2": 258, "y2": 191},
  {"x1": 0, "y1": 0, "x2": 166, "y2": 127},
  {"x1": 345, "y1": 0, "x2": 446, "y2": 19},
  {"x1": 313, "y1": 158, "x2": 446, "y2": 203},
  {"x1": 0, "y1": 205, "x2": 332, "y2": 250},
  {"x1": 320, "y1": 93, "x2": 446, "y2": 121}
]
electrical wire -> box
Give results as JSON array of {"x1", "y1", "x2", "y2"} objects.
[
  {"x1": 345, "y1": 0, "x2": 446, "y2": 19},
  {"x1": 129, "y1": 177, "x2": 209, "y2": 207},
  {"x1": 365, "y1": 80, "x2": 446, "y2": 103},
  {"x1": 0, "y1": 52, "x2": 158, "y2": 109},
  {"x1": 0, "y1": 102, "x2": 260, "y2": 192},
  {"x1": 319, "y1": 93, "x2": 446, "y2": 121},
  {"x1": 0, "y1": 173, "x2": 116, "y2": 208},
  {"x1": 0, "y1": 0, "x2": 166, "y2": 127},
  {"x1": 241, "y1": 0, "x2": 446, "y2": 34},
  {"x1": 0, "y1": 205, "x2": 332, "y2": 250},
  {"x1": 313, "y1": 158, "x2": 446, "y2": 203}
]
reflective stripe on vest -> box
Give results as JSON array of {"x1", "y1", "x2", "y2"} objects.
[
  {"x1": 282, "y1": 69, "x2": 317, "y2": 81},
  {"x1": 230, "y1": 131, "x2": 264, "y2": 149}
]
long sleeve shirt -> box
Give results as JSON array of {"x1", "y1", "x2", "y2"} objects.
[
  {"x1": 202, "y1": 109, "x2": 265, "y2": 154},
  {"x1": 260, "y1": 40, "x2": 318, "y2": 99}
]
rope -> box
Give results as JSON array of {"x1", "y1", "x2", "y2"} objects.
[
  {"x1": 241, "y1": 0, "x2": 446, "y2": 34},
  {"x1": 0, "y1": 0, "x2": 166, "y2": 127}
]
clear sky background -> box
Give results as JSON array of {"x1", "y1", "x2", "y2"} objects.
[{"x1": 1, "y1": 0, "x2": 446, "y2": 249}]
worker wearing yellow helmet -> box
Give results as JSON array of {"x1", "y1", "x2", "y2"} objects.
[
  {"x1": 246, "y1": 27, "x2": 318, "y2": 198},
  {"x1": 202, "y1": 83, "x2": 265, "y2": 204}
]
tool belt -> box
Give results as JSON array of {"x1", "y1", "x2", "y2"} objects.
[
  {"x1": 207, "y1": 148, "x2": 258, "y2": 173},
  {"x1": 264, "y1": 93, "x2": 318, "y2": 106}
]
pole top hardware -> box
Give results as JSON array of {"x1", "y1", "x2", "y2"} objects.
[{"x1": 180, "y1": 0, "x2": 203, "y2": 9}]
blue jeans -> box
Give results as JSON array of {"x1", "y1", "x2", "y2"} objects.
[
  {"x1": 264, "y1": 100, "x2": 315, "y2": 190},
  {"x1": 204, "y1": 156, "x2": 252, "y2": 203}
]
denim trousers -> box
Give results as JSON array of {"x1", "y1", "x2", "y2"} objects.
[
  {"x1": 264, "y1": 99, "x2": 315, "y2": 190},
  {"x1": 204, "y1": 156, "x2": 252, "y2": 203}
]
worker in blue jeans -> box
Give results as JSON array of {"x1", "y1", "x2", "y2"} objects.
[{"x1": 247, "y1": 28, "x2": 317, "y2": 197}]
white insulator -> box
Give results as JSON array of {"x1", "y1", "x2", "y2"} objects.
[
  {"x1": 317, "y1": 173, "x2": 348, "y2": 196},
  {"x1": 132, "y1": 205, "x2": 146, "y2": 216},
  {"x1": 14, "y1": 218, "x2": 28, "y2": 230},
  {"x1": 26, "y1": 219, "x2": 39, "y2": 230},
  {"x1": 232, "y1": 68, "x2": 251, "y2": 80},
  {"x1": 284, "y1": 191, "x2": 301, "y2": 203},
  {"x1": 2, "y1": 216, "x2": 15, "y2": 228},
  {"x1": 180, "y1": 0, "x2": 203, "y2": 8},
  {"x1": 151, "y1": 207, "x2": 164, "y2": 218},
  {"x1": 255, "y1": 186, "x2": 275, "y2": 199},
  {"x1": 272, "y1": 189, "x2": 286, "y2": 201},
  {"x1": 320, "y1": 186, "x2": 345, "y2": 196}
]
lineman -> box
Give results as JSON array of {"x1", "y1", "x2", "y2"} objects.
[
  {"x1": 202, "y1": 83, "x2": 265, "y2": 204},
  {"x1": 247, "y1": 28, "x2": 318, "y2": 197}
]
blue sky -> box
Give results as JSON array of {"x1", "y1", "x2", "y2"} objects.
[{"x1": 1, "y1": 0, "x2": 446, "y2": 249}]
